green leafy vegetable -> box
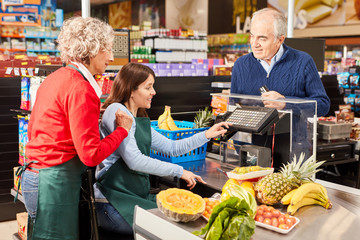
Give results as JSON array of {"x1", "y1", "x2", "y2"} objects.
[
  {"x1": 222, "y1": 184, "x2": 257, "y2": 218},
  {"x1": 193, "y1": 197, "x2": 256, "y2": 240}
]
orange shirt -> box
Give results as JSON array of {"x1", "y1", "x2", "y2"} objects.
[{"x1": 24, "y1": 66, "x2": 127, "y2": 169}]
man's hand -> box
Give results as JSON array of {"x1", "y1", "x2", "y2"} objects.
[
  {"x1": 261, "y1": 91, "x2": 286, "y2": 110},
  {"x1": 115, "y1": 109, "x2": 133, "y2": 133}
]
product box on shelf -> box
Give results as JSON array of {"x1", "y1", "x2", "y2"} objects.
[
  {"x1": 150, "y1": 120, "x2": 208, "y2": 163},
  {"x1": 13, "y1": 166, "x2": 21, "y2": 194},
  {"x1": 16, "y1": 212, "x2": 28, "y2": 240},
  {"x1": 20, "y1": 77, "x2": 30, "y2": 110},
  {"x1": 18, "y1": 115, "x2": 29, "y2": 165}
]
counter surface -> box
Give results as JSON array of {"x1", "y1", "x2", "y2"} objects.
[{"x1": 149, "y1": 158, "x2": 360, "y2": 240}]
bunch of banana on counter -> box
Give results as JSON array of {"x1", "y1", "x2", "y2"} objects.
[
  {"x1": 281, "y1": 182, "x2": 332, "y2": 215},
  {"x1": 158, "y1": 106, "x2": 182, "y2": 131}
]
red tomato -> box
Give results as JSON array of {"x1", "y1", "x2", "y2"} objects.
[
  {"x1": 257, "y1": 205, "x2": 266, "y2": 211},
  {"x1": 264, "y1": 206, "x2": 273, "y2": 212},
  {"x1": 263, "y1": 218, "x2": 272, "y2": 225},
  {"x1": 263, "y1": 211, "x2": 273, "y2": 218},
  {"x1": 271, "y1": 209, "x2": 280, "y2": 218},
  {"x1": 290, "y1": 216, "x2": 297, "y2": 225},
  {"x1": 279, "y1": 224, "x2": 290, "y2": 230},
  {"x1": 256, "y1": 209, "x2": 264, "y2": 216},
  {"x1": 278, "y1": 215, "x2": 286, "y2": 224},
  {"x1": 285, "y1": 217, "x2": 294, "y2": 227},
  {"x1": 271, "y1": 218, "x2": 279, "y2": 227},
  {"x1": 255, "y1": 215, "x2": 264, "y2": 223}
]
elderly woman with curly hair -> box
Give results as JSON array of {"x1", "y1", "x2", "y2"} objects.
[{"x1": 19, "y1": 17, "x2": 133, "y2": 239}]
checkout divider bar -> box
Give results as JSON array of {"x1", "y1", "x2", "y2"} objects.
[{"x1": 133, "y1": 206, "x2": 201, "y2": 240}]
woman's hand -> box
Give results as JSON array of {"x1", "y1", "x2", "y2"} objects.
[
  {"x1": 205, "y1": 122, "x2": 231, "y2": 139},
  {"x1": 181, "y1": 170, "x2": 206, "y2": 190},
  {"x1": 115, "y1": 109, "x2": 133, "y2": 133}
]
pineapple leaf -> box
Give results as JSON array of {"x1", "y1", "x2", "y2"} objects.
[{"x1": 194, "y1": 107, "x2": 213, "y2": 128}]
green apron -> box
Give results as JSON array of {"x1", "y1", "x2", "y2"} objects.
[
  {"x1": 31, "y1": 64, "x2": 88, "y2": 239},
  {"x1": 97, "y1": 117, "x2": 157, "y2": 226},
  {"x1": 32, "y1": 156, "x2": 86, "y2": 240}
]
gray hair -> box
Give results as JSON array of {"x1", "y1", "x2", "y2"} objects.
[
  {"x1": 251, "y1": 8, "x2": 287, "y2": 39},
  {"x1": 57, "y1": 17, "x2": 114, "y2": 65}
]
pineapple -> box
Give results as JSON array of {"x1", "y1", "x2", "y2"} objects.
[
  {"x1": 194, "y1": 107, "x2": 213, "y2": 128},
  {"x1": 254, "y1": 153, "x2": 325, "y2": 205}
]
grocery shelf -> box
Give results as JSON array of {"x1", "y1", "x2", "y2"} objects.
[
  {"x1": 27, "y1": 49, "x2": 59, "y2": 53},
  {"x1": 0, "y1": 48, "x2": 26, "y2": 52},
  {"x1": 0, "y1": 34, "x2": 25, "y2": 38},
  {"x1": 25, "y1": 36, "x2": 57, "y2": 39}
]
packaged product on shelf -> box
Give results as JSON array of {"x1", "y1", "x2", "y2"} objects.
[
  {"x1": 349, "y1": 73, "x2": 360, "y2": 88},
  {"x1": 211, "y1": 95, "x2": 228, "y2": 115},
  {"x1": 18, "y1": 116, "x2": 25, "y2": 164},
  {"x1": 13, "y1": 166, "x2": 21, "y2": 193},
  {"x1": 336, "y1": 104, "x2": 354, "y2": 123},
  {"x1": 20, "y1": 77, "x2": 30, "y2": 110},
  {"x1": 29, "y1": 76, "x2": 44, "y2": 110},
  {"x1": 337, "y1": 72, "x2": 350, "y2": 88},
  {"x1": 356, "y1": 94, "x2": 360, "y2": 113}
]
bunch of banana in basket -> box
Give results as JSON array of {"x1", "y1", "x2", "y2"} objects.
[
  {"x1": 158, "y1": 106, "x2": 181, "y2": 131},
  {"x1": 281, "y1": 182, "x2": 332, "y2": 215}
]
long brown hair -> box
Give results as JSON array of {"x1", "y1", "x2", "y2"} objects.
[{"x1": 103, "y1": 63, "x2": 155, "y2": 117}]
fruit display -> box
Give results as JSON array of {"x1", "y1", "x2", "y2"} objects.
[
  {"x1": 194, "y1": 106, "x2": 213, "y2": 128},
  {"x1": 193, "y1": 197, "x2": 256, "y2": 240},
  {"x1": 157, "y1": 106, "x2": 181, "y2": 131},
  {"x1": 156, "y1": 188, "x2": 205, "y2": 223},
  {"x1": 254, "y1": 205, "x2": 299, "y2": 234},
  {"x1": 232, "y1": 166, "x2": 272, "y2": 174},
  {"x1": 281, "y1": 182, "x2": 332, "y2": 215},
  {"x1": 254, "y1": 153, "x2": 325, "y2": 205},
  {"x1": 202, "y1": 198, "x2": 220, "y2": 220},
  {"x1": 227, "y1": 166, "x2": 274, "y2": 181}
]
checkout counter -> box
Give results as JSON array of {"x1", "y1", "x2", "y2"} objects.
[
  {"x1": 134, "y1": 94, "x2": 360, "y2": 240},
  {"x1": 134, "y1": 158, "x2": 360, "y2": 240}
]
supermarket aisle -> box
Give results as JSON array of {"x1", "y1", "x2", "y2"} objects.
[{"x1": 0, "y1": 220, "x2": 18, "y2": 240}]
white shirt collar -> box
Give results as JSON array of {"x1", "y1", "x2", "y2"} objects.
[{"x1": 70, "y1": 61, "x2": 102, "y2": 98}]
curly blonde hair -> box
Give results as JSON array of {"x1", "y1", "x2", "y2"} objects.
[{"x1": 57, "y1": 17, "x2": 114, "y2": 65}]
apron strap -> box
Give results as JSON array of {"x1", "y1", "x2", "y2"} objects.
[
  {"x1": 67, "y1": 64, "x2": 87, "y2": 81},
  {"x1": 14, "y1": 161, "x2": 39, "y2": 203}
]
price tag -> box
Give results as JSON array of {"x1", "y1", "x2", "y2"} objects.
[
  {"x1": 5, "y1": 67, "x2": 13, "y2": 74},
  {"x1": 20, "y1": 68, "x2": 27, "y2": 76},
  {"x1": 14, "y1": 55, "x2": 25, "y2": 60},
  {"x1": 14, "y1": 68, "x2": 20, "y2": 76},
  {"x1": 28, "y1": 68, "x2": 34, "y2": 76}
]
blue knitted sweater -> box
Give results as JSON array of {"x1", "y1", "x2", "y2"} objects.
[{"x1": 231, "y1": 44, "x2": 330, "y2": 116}]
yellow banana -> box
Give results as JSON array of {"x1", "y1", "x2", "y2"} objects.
[
  {"x1": 290, "y1": 182, "x2": 327, "y2": 206},
  {"x1": 281, "y1": 188, "x2": 298, "y2": 205},
  {"x1": 158, "y1": 106, "x2": 170, "y2": 130},
  {"x1": 287, "y1": 196, "x2": 332, "y2": 215},
  {"x1": 166, "y1": 106, "x2": 181, "y2": 131},
  {"x1": 303, "y1": 192, "x2": 327, "y2": 203},
  {"x1": 287, "y1": 197, "x2": 322, "y2": 215}
]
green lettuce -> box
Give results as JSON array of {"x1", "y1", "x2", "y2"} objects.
[{"x1": 193, "y1": 197, "x2": 256, "y2": 240}]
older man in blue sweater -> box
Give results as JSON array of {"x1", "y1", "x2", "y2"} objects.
[
  {"x1": 231, "y1": 8, "x2": 330, "y2": 164},
  {"x1": 231, "y1": 8, "x2": 330, "y2": 117}
]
